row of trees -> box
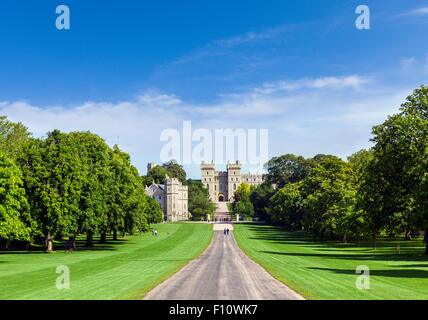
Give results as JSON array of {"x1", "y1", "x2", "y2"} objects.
[
  {"x1": 0, "y1": 122, "x2": 163, "y2": 252},
  {"x1": 233, "y1": 86, "x2": 427, "y2": 254}
]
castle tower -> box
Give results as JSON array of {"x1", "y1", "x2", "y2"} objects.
[
  {"x1": 200, "y1": 160, "x2": 216, "y2": 201},
  {"x1": 226, "y1": 160, "x2": 241, "y2": 201},
  {"x1": 165, "y1": 175, "x2": 179, "y2": 222}
]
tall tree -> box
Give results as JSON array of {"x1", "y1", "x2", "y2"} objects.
[
  {"x1": 0, "y1": 116, "x2": 32, "y2": 160},
  {"x1": 264, "y1": 154, "x2": 313, "y2": 189},
  {"x1": 19, "y1": 130, "x2": 84, "y2": 252},
  {"x1": 301, "y1": 156, "x2": 356, "y2": 239},
  {"x1": 365, "y1": 85, "x2": 427, "y2": 249},
  {"x1": 0, "y1": 153, "x2": 36, "y2": 245},
  {"x1": 187, "y1": 179, "x2": 214, "y2": 221}
]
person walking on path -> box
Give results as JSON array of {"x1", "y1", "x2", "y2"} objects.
[{"x1": 155, "y1": 230, "x2": 158, "y2": 237}]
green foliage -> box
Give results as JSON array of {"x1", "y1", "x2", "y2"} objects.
[
  {"x1": 232, "y1": 182, "x2": 254, "y2": 218},
  {"x1": 187, "y1": 179, "x2": 214, "y2": 220},
  {"x1": 0, "y1": 153, "x2": 36, "y2": 241},
  {"x1": 0, "y1": 116, "x2": 31, "y2": 160},
  {"x1": 145, "y1": 166, "x2": 169, "y2": 185},
  {"x1": 145, "y1": 195, "x2": 163, "y2": 225},
  {"x1": 264, "y1": 154, "x2": 314, "y2": 189},
  {"x1": 301, "y1": 156, "x2": 356, "y2": 238},
  {"x1": 359, "y1": 85, "x2": 427, "y2": 248},
  {"x1": 163, "y1": 160, "x2": 187, "y2": 184},
  {"x1": 18, "y1": 130, "x2": 85, "y2": 251},
  {"x1": 266, "y1": 182, "x2": 303, "y2": 229}
]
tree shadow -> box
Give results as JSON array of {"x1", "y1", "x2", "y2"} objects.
[
  {"x1": 308, "y1": 267, "x2": 428, "y2": 279},
  {"x1": 259, "y1": 250, "x2": 428, "y2": 262},
  {"x1": 246, "y1": 223, "x2": 427, "y2": 255},
  {"x1": 0, "y1": 236, "x2": 129, "y2": 254}
]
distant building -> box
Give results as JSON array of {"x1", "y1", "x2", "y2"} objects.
[
  {"x1": 145, "y1": 175, "x2": 189, "y2": 222},
  {"x1": 200, "y1": 160, "x2": 264, "y2": 202}
]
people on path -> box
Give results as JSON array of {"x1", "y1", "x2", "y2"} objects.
[
  {"x1": 155, "y1": 230, "x2": 158, "y2": 237},
  {"x1": 226, "y1": 228, "x2": 230, "y2": 235}
]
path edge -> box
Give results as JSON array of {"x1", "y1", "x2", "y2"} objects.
[
  {"x1": 141, "y1": 223, "x2": 215, "y2": 300},
  {"x1": 232, "y1": 224, "x2": 307, "y2": 300}
]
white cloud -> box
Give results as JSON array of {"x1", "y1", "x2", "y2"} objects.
[
  {"x1": 401, "y1": 57, "x2": 416, "y2": 72},
  {"x1": 253, "y1": 75, "x2": 369, "y2": 95},
  {"x1": 408, "y1": 7, "x2": 428, "y2": 15},
  {"x1": 0, "y1": 75, "x2": 412, "y2": 177}
]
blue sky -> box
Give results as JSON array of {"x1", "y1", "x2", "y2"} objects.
[{"x1": 0, "y1": 0, "x2": 427, "y2": 178}]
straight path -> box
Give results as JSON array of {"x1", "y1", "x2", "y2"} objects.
[
  {"x1": 213, "y1": 201, "x2": 230, "y2": 222},
  {"x1": 144, "y1": 203, "x2": 304, "y2": 300}
]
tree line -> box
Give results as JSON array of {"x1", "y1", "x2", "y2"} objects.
[
  {"x1": 0, "y1": 124, "x2": 163, "y2": 252},
  {"x1": 232, "y1": 86, "x2": 427, "y2": 254}
]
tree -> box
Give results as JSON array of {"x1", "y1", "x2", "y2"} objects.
[
  {"x1": 0, "y1": 116, "x2": 32, "y2": 160},
  {"x1": 0, "y1": 153, "x2": 36, "y2": 246},
  {"x1": 232, "y1": 183, "x2": 254, "y2": 219},
  {"x1": 266, "y1": 182, "x2": 303, "y2": 229},
  {"x1": 187, "y1": 179, "x2": 214, "y2": 221},
  {"x1": 250, "y1": 182, "x2": 275, "y2": 222},
  {"x1": 364, "y1": 85, "x2": 427, "y2": 251},
  {"x1": 145, "y1": 166, "x2": 169, "y2": 185},
  {"x1": 163, "y1": 160, "x2": 187, "y2": 184},
  {"x1": 264, "y1": 154, "x2": 313, "y2": 189},
  {"x1": 301, "y1": 156, "x2": 356, "y2": 240},
  {"x1": 68, "y1": 131, "x2": 113, "y2": 246},
  {"x1": 19, "y1": 130, "x2": 84, "y2": 252},
  {"x1": 145, "y1": 196, "x2": 163, "y2": 225}
]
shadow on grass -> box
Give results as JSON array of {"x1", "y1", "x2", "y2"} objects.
[
  {"x1": 242, "y1": 223, "x2": 428, "y2": 261},
  {"x1": 259, "y1": 250, "x2": 428, "y2": 262},
  {"x1": 0, "y1": 236, "x2": 128, "y2": 254},
  {"x1": 308, "y1": 267, "x2": 428, "y2": 279}
]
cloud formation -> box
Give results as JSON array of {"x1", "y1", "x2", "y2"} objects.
[{"x1": 0, "y1": 76, "x2": 411, "y2": 177}]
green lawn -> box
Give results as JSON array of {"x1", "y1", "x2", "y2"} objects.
[
  {"x1": 0, "y1": 222, "x2": 213, "y2": 300},
  {"x1": 233, "y1": 223, "x2": 428, "y2": 300}
]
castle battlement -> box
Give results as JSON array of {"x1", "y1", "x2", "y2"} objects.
[{"x1": 201, "y1": 161, "x2": 264, "y2": 202}]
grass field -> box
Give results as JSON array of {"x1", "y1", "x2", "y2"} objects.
[
  {"x1": 233, "y1": 223, "x2": 428, "y2": 300},
  {"x1": 0, "y1": 222, "x2": 213, "y2": 300}
]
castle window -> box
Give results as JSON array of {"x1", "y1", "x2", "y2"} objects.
[
  {"x1": 158, "y1": 195, "x2": 162, "y2": 200},
  {"x1": 207, "y1": 184, "x2": 209, "y2": 189},
  {"x1": 207, "y1": 171, "x2": 209, "y2": 175},
  {"x1": 215, "y1": 185, "x2": 217, "y2": 190},
  {"x1": 220, "y1": 185, "x2": 222, "y2": 191},
  {"x1": 233, "y1": 184, "x2": 236, "y2": 190}
]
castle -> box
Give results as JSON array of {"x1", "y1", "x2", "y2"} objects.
[
  {"x1": 145, "y1": 175, "x2": 189, "y2": 222},
  {"x1": 200, "y1": 160, "x2": 264, "y2": 202}
]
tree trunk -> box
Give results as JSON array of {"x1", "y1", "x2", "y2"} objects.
[
  {"x1": 69, "y1": 236, "x2": 77, "y2": 251},
  {"x1": 122, "y1": 232, "x2": 126, "y2": 238},
  {"x1": 45, "y1": 231, "x2": 54, "y2": 253},
  {"x1": 342, "y1": 233, "x2": 347, "y2": 244},
  {"x1": 373, "y1": 232, "x2": 377, "y2": 251},
  {"x1": 425, "y1": 228, "x2": 428, "y2": 256},
  {"x1": 5, "y1": 240, "x2": 11, "y2": 249},
  {"x1": 85, "y1": 233, "x2": 93, "y2": 247},
  {"x1": 113, "y1": 229, "x2": 117, "y2": 241},
  {"x1": 356, "y1": 234, "x2": 360, "y2": 247},
  {"x1": 99, "y1": 231, "x2": 107, "y2": 244},
  {"x1": 405, "y1": 228, "x2": 412, "y2": 241}
]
